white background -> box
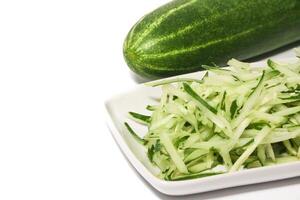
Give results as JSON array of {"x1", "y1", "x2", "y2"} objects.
[{"x1": 0, "y1": 0, "x2": 300, "y2": 199}]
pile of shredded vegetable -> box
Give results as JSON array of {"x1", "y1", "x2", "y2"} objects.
[{"x1": 125, "y1": 49, "x2": 300, "y2": 181}]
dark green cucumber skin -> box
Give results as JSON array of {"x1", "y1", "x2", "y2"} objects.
[{"x1": 123, "y1": 0, "x2": 300, "y2": 78}]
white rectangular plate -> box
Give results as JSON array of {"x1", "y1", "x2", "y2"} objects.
[{"x1": 105, "y1": 58, "x2": 300, "y2": 196}]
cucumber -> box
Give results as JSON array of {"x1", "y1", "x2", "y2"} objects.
[{"x1": 123, "y1": 0, "x2": 300, "y2": 78}]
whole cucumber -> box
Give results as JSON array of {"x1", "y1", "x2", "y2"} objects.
[{"x1": 123, "y1": 0, "x2": 300, "y2": 78}]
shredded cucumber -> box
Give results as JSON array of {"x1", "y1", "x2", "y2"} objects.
[{"x1": 125, "y1": 50, "x2": 300, "y2": 181}]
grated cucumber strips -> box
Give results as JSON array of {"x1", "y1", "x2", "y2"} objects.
[{"x1": 125, "y1": 50, "x2": 300, "y2": 181}]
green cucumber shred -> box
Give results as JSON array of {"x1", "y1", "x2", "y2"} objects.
[{"x1": 125, "y1": 51, "x2": 300, "y2": 181}]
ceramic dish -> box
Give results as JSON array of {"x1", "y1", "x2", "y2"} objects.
[{"x1": 105, "y1": 58, "x2": 300, "y2": 195}]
